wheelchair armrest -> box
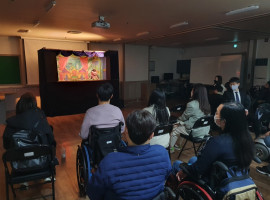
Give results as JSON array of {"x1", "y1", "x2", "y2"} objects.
[
  {"x1": 179, "y1": 163, "x2": 193, "y2": 179},
  {"x1": 164, "y1": 186, "x2": 176, "y2": 199},
  {"x1": 212, "y1": 161, "x2": 229, "y2": 172},
  {"x1": 253, "y1": 156, "x2": 262, "y2": 164}
]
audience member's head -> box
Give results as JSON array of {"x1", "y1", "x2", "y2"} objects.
[
  {"x1": 96, "y1": 83, "x2": 114, "y2": 102},
  {"x1": 125, "y1": 110, "x2": 156, "y2": 145},
  {"x1": 191, "y1": 84, "x2": 211, "y2": 115},
  {"x1": 229, "y1": 77, "x2": 240, "y2": 91},
  {"x1": 215, "y1": 102, "x2": 254, "y2": 169},
  {"x1": 214, "y1": 75, "x2": 223, "y2": 85},
  {"x1": 148, "y1": 89, "x2": 169, "y2": 125},
  {"x1": 16, "y1": 92, "x2": 37, "y2": 115}
]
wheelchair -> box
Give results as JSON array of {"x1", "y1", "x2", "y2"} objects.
[
  {"x1": 253, "y1": 103, "x2": 270, "y2": 161},
  {"x1": 76, "y1": 122, "x2": 123, "y2": 196},
  {"x1": 167, "y1": 161, "x2": 264, "y2": 200}
]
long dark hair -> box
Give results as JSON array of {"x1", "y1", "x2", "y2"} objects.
[
  {"x1": 192, "y1": 84, "x2": 211, "y2": 115},
  {"x1": 148, "y1": 89, "x2": 169, "y2": 125},
  {"x1": 215, "y1": 75, "x2": 223, "y2": 85},
  {"x1": 220, "y1": 102, "x2": 254, "y2": 169}
]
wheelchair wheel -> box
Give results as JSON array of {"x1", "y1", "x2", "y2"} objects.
[
  {"x1": 176, "y1": 181, "x2": 213, "y2": 200},
  {"x1": 76, "y1": 146, "x2": 88, "y2": 197},
  {"x1": 255, "y1": 143, "x2": 269, "y2": 161}
]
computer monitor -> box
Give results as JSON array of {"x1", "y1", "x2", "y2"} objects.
[
  {"x1": 151, "y1": 76, "x2": 160, "y2": 84},
  {"x1": 164, "y1": 73, "x2": 173, "y2": 81}
]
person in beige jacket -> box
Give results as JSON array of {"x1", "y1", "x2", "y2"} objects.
[{"x1": 170, "y1": 84, "x2": 211, "y2": 153}]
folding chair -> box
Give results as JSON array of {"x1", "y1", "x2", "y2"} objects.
[
  {"x1": 177, "y1": 115, "x2": 213, "y2": 158},
  {"x1": 154, "y1": 124, "x2": 173, "y2": 157},
  {"x1": 2, "y1": 145, "x2": 56, "y2": 200}
]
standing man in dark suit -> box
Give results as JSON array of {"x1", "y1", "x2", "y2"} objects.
[{"x1": 223, "y1": 77, "x2": 251, "y2": 115}]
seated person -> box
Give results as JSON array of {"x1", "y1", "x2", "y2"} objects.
[
  {"x1": 213, "y1": 75, "x2": 226, "y2": 95},
  {"x1": 254, "y1": 80, "x2": 270, "y2": 109},
  {"x1": 3, "y1": 92, "x2": 55, "y2": 149},
  {"x1": 223, "y1": 77, "x2": 251, "y2": 115},
  {"x1": 143, "y1": 89, "x2": 170, "y2": 148},
  {"x1": 87, "y1": 110, "x2": 172, "y2": 200},
  {"x1": 209, "y1": 84, "x2": 223, "y2": 115},
  {"x1": 173, "y1": 102, "x2": 254, "y2": 183},
  {"x1": 170, "y1": 84, "x2": 211, "y2": 153},
  {"x1": 79, "y1": 83, "x2": 125, "y2": 142}
]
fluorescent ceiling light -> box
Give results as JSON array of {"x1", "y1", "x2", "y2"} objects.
[
  {"x1": 113, "y1": 38, "x2": 121, "y2": 42},
  {"x1": 67, "y1": 30, "x2": 82, "y2": 34},
  {"x1": 46, "y1": 0, "x2": 56, "y2": 12},
  {"x1": 170, "y1": 21, "x2": 188, "y2": 29},
  {"x1": 136, "y1": 31, "x2": 149, "y2": 37},
  {"x1": 33, "y1": 20, "x2": 40, "y2": 27},
  {"x1": 226, "y1": 5, "x2": 259, "y2": 16}
]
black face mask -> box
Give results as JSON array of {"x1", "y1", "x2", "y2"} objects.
[{"x1": 214, "y1": 80, "x2": 217, "y2": 84}]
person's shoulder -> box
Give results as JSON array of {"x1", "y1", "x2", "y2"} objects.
[
  {"x1": 188, "y1": 100, "x2": 199, "y2": 107},
  {"x1": 150, "y1": 145, "x2": 169, "y2": 155}
]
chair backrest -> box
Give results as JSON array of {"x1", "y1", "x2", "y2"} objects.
[
  {"x1": 90, "y1": 122, "x2": 123, "y2": 165},
  {"x1": 170, "y1": 104, "x2": 186, "y2": 112},
  {"x1": 192, "y1": 115, "x2": 213, "y2": 129},
  {"x1": 154, "y1": 124, "x2": 173, "y2": 136},
  {"x1": 2, "y1": 145, "x2": 53, "y2": 172}
]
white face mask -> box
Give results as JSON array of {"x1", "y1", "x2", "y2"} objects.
[
  {"x1": 214, "y1": 115, "x2": 221, "y2": 127},
  {"x1": 231, "y1": 84, "x2": 239, "y2": 91}
]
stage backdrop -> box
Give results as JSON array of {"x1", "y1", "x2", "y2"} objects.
[{"x1": 38, "y1": 49, "x2": 119, "y2": 116}]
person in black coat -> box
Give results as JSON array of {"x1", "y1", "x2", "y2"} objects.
[
  {"x1": 223, "y1": 77, "x2": 251, "y2": 115},
  {"x1": 3, "y1": 92, "x2": 55, "y2": 149}
]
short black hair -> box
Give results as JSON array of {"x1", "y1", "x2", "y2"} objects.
[
  {"x1": 16, "y1": 92, "x2": 37, "y2": 114},
  {"x1": 126, "y1": 110, "x2": 157, "y2": 145},
  {"x1": 96, "y1": 83, "x2": 114, "y2": 101},
  {"x1": 229, "y1": 77, "x2": 240, "y2": 83}
]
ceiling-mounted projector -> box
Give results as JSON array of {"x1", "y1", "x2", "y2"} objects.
[{"x1": 92, "y1": 16, "x2": 110, "y2": 29}]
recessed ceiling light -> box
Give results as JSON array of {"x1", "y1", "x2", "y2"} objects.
[
  {"x1": 170, "y1": 21, "x2": 188, "y2": 29},
  {"x1": 136, "y1": 31, "x2": 149, "y2": 37},
  {"x1": 226, "y1": 5, "x2": 259, "y2": 16},
  {"x1": 67, "y1": 30, "x2": 82, "y2": 34},
  {"x1": 205, "y1": 37, "x2": 219, "y2": 41},
  {"x1": 33, "y1": 20, "x2": 40, "y2": 27},
  {"x1": 113, "y1": 38, "x2": 121, "y2": 42},
  {"x1": 17, "y1": 29, "x2": 29, "y2": 33}
]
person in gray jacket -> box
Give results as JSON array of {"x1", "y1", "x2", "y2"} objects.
[{"x1": 170, "y1": 84, "x2": 211, "y2": 153}]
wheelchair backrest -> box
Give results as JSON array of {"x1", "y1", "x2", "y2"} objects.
[
  {"x1": 210, "y1": 162, "x2": 257, "y2": 200},
  {"x1": 90, "y1": 122, "x2": 122, "y2": 165}
]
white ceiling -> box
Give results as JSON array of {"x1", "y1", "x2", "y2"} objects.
[{"x1": 1, "y1": 0, "x2": 270, "y2": 47}]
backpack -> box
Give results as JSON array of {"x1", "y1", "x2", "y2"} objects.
[
  {"x1": 10, "y1": 120, "x2": 50, "y2": 172},
  {"x1": 215, "y1": 167, "x2": 257, "y2": 200}
]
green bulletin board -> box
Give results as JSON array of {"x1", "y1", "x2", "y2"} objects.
[{"x1": 0, "y1": 56, "x2": 21, "y2": 84}]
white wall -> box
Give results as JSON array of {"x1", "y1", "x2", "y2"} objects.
[
  {"x1": 89, "y1": 43, "x2": 124, "y2": 82},
  {"x1": 125, "y1": 44, "x2": 148, "y2": 81},
  {"x1": 181, "y1": 42, "x2": 249, "y2": 59},
  {"x1": 149, "y1": 46, "x2": 180, "y2": 81},
  {"x1": 256, "y1": 39, "x2": 270, "y2": 58},
  {"x1": 0, "y1": 36, "x2": 20, "y2": 55},
  {"x1": 255, "y1": 39, "x2": 270, "y2": 83}
]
